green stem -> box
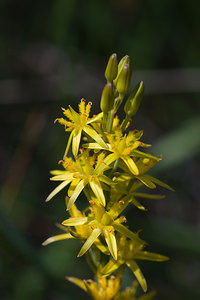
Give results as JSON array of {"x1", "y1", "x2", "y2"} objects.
[{"x1": 103, "y1": 112, "x2": 108, "y2": 132}]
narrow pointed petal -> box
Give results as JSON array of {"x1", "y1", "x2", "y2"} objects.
[
  {"x1": 45, "y1": 180, "x2": 71, "y2": 202},
  {"x1": 42, "y1": 233, "x2": 74, "y2": 246},
  {"x1": 94, "y1": 239, "x2": 109, "y2": 255},
  {"x1": 87, "y1": 112, "x2": 103, "y2": 124},
  {"x1": 113, "y1": 223, "x2": 146, "y2": 245},
  {"x1": 101, "y1": 259, "x2": 122, "y2": 277},
  {"x1": 122, "y1": 156, "x2": 139, "y2": 175},
  {"x1": 68, "y1": 178, "x2": 81, "y2": 197},
  {"x1": 133, "y1": 193, "x2": 165, "y2": 200},
  {"x1": 62, "y1": 217, "x2": 88, "y2": 226},
  {"x1": 66, "y1": 276, "x2": 87, "y2": 292},
  {"x1": 89, "y1": 178, "x2": 106, "y2": 206},
  {"x1": 67, "y1": 179, "x2": 87, "y2": 210},
  {"x1": 98, "y1": 175, "x2": 113, "y2": 186},
  {"x1": 134, "y1": 251, "x2": 169, "y2": 262},
  {"x1": 84, "y1": 125, "x2": 108, "y2": 149},
  {"x1": 138, "y1": 291, "x2": 156, "y2": 300},
  {"x1": 72, "y1": 129, "x2": 82, "y2": 157},
  {"x1": 126, "y1": 260, "x2": 147, "y2": 292},
  {"x1": 131, "y1": 197, "x2": 147, "y2": 211},
  {"x1": 137, "y1": 175, "x2": 156, "y2": 189},
  {"x1": 103, "y1": 228, "x2": 117, "y2": 260},
  {"x1": 50, "y1": 174, "x2": 74, "y2": 181},
  {"x1": 83, "y1": 142, "x2": 105, "y2": 150},
  {"x1": 145, "y1": 174, "x2": 175, "y2": 191},
  {"x1": 78, "y1": 228, "x2": 101, "y2": 257},
  {"x1": 63, "y1": 130, "x2": 73, "y2": 159},
  {"x1": 133, "y1": 150, "x2": 160, "y2": 161}
]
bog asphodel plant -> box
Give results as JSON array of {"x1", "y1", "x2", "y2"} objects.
[{"x1": 43, "y1": 53, "x2": 173, "y2": 299}]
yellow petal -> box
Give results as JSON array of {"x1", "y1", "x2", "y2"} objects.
[
  {"x1": 145, "y1": 174, "x2": 175, "y2": 191},
  {"x1": 121, "y1": 156, "x2": 139, "y2": 175},
  {"x1": 113, "y1": 224, "x2": 146, "y2": 245},
  {"x1": 63, "y1": 130, "x2": 73, "y2": 159},
  {"x1": 126, "y1": 260, "x2": 147, "y2": 292},
  {"x1": 78, "y1": 228, "x2": 101, "y2": 257},
  {"x1": 137, "y1": 175, "x2": 156, "y2": 189},
  {"x1": 42, "y1": 233, "x2": 74, "y2": 246},
  {"x1": 103, "y1": 228, "x2": 117, "y2": 260},
  {"x1": 45, "y1": 180, "x2": 71, "y2": 202},
  {"x1": 62, "y1": 217, "x2": 88, "y2": 226},
  {"x1": 134, "y1": 251, "x2": 169, "y2": 262},
  {"x1": 89, "y1": 178, "x2": 106, "y2": 206},
  {"x1": 67, "y1": 179, "x2": 88, "y2": 210},
  {"x1": 72, "y1": 129, "x2": 82, "y2": 157},
  {"x1": 87, "y1": 112, "x2": 103, "y2": 124},
  {"x1": 101, "y1": 259, "x2": 122, "y2": 277},
  {"x1": 66, "y1": 276, "x2": 87, "y2": 292},
  {"x1": 84, "y1": 125, "x2": 108, "y2": 149}
]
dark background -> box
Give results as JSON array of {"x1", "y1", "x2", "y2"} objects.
[{"x1": 0, "y1": 0, "x2": 200, "y2": 299}]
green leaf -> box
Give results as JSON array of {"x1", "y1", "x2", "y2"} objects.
[
  {"x1": 67, "y1": 179, "x2": 88, "y2": 210},
  {"x1": 66, "y1": 276, "x2": 87, "y2": 292},
  {"x1": 45, "y1": 180, "x2": 71, "y2": 202},
  {"x1": 62, "y1": 217, "x2": 88, "y2": 226},
  {"x1": 84, "y1": 125, "x2": 107, "y2": 149},
  {"x1": 42, "y1": 233, "x2": 74, "y2": 246},
  {"x1": 87, "y1": 112, "x2": 103, "y2": 124},
  {"x1": 101, "y1": 258, "x2": 122, "y2": 277},
  {"x1": 126, "y1": 260, "x2": 147, "y2": 292},
  {"x1": 103, "y1": 228, "x2": 117, "y2": 260},
  {"x1": 78, "y1": 228, "x2": 101, "y2": 257}
]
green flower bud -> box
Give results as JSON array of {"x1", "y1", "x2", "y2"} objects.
[
  {"x1": 113, "y1": 55, "x2": 130, "y2": 86},
  {"x1": 105, "y1": 53, "x2": 118, "y2": 82},
  {"x1": 100, "y1": 83, "x2": 114, "y2": 113},
  {"x1": 116, "y1": 64, "x2": 131, "y2": 95},
  {"x1": 124, "y1": 81, "x2": 144, "y2": 117}
]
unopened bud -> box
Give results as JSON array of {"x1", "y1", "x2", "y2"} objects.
[
  {"x1": 100, "y1": 83, "x2": 114, "y2": 113},
  {"x1": 105, "y1": 53, "x2": 118, "y2": 82},
  {"x1": 116, "y1": 64, "x2": 131, "y2": 95},
  {"x1": 113, "y1": 55, "x2": 130, "y2": 86},
  {"x1": 124, "y1": 81, "x2": 144, "y2": 117}
]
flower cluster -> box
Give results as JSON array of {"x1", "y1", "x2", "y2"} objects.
[{"x1": 43, "y1": 53, "x2": 172, "y2": 299}]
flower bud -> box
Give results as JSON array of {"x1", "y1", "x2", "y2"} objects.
[
  {"x1": 105, "y1": 53, "x2": 118, "y2": 82},
  {"x1": 124, "y1": 81, "x2": 144, "y2": 117},
  {"x1": 113, "y1": 55, "x2": 130, "y2": 86},
  {"x1": 116, "y1": 64, "x2": 131, "y2": 95},
  {"x1": 100, "y1": 83, "x2": 114, "y2": 113}
]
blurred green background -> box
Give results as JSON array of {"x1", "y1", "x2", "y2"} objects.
[{"x1": 0, "y1": 0, "x2": 200, "y2": 299}]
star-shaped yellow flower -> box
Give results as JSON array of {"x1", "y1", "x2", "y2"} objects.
[{"x1": 55, "y1": 99, "x2": 107, "y2": 157}]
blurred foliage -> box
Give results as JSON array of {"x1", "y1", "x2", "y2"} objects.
[{"x1": 0, "y1": 0, "x2": 200, "y2": 299}]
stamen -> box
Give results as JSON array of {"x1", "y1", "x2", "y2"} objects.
[
  {"x1": 119, "y1": 200, "x2": 125, "y2": 204},
  {"x1": 58, "y1": 160, "x2": 64, "y2": 164},
  {"x1": 123, "y1": 217, "x2": 127, "y2": 223},
  {"x1": 54, "y1": 118, "x2": 59, "y2": 124},
  {"x1": 89, "y1": 207, "x2": 93, "y2": 213},
  {"x1": 81, "y1": 98, "x2": 85, "y2": 102},
  {"x1": 61, "y1": 107, "x2": 65, "y2": 111},
  {"x1": 88, "y1": 101, "x2": 92, "y2": 105},
  {"x1": 89, "y1": 200, "x2": 95, "y2": 205}
]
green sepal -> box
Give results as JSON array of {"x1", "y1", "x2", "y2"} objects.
[
  {"x1": 42, "y1": 233, "x2": 74, "y2": 246},
  {"x1": 62, "y1": 217, "x2": 88, "y2": 226},
  {"x1": 101, "y1": 258, "x2": 122, "y2": 277},
  {"x1": 66, "y1": 276, "x2": 87, "y2": 292},
  {"x1": 134, "y1": 251, "x2": 169, "y2": 262},
  {"x1": 145, "y1": 174, "x2": 175, "y2": 191},
  {"x1": 103, "y1": 228, "x2": 117, "y2": 260},
  {"x1": 113, "y1": 55, "x2": 130, "y2": 86}
]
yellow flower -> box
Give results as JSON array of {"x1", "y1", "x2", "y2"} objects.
[
  {"x1": 45, "y1": 151, "x2": 112, "y2": 210},
  {"x1": 101, "y1": 235, "x2": 169, "y2": 292},
  {"x1": 55, "y1": 99, "x2": 107, "y2": 157},
  {"x1": 83, "y1": 129, "x2": 160, "y2": 176},
  {"x1": 62, "y1": 202, "x2": 146, "y2": 260}
]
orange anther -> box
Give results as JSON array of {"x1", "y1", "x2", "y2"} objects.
[
  {"x1": 81, "y1": 98, "x2": 85, "y2": 102},
  {"x1": 61, "y1": 107, "x2": 65, "y2": 111},
  {"x1": 104, "y1": 132, "x2": 108, "y2": 135},
  {"x1": 119, "y1": 200, "x2": 125, "y2": 204},
  {"x1": 101, "y1": 160, "x2": 104, "y2": 163},
  {"x1": 89, "y1": 207, "x2": 93, "y2": 213},
  {"x1": 89, "y1": 200, "x2": 95, "y2": 205},
  {"x1": 88, "y1": 101, "x2": 92, "y2": 105},
  {"x1": 64, "y1": 124, "x2": 67, "y2": 129},
  {"x1": 123, "y1": 217, "x2": 127, "y2": 223},
  {"x1": 58, "y1": 160, "x2": 64, "y2": 164},
  {"x1": 127, "y1": 148, "x2": 131, "y2": 154},
  {"x1": 80, "y1": 149, "x2": 83, "y2": 153},
  {"x1": 133, "y1": 129, "x2": 139, "y2": 133},
  {"x1": 149, "y1": 152, "x2": 154, "y2": 155},
  {"x1": 54, "y1": 118, "x2": 59, "y2": 124}
]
